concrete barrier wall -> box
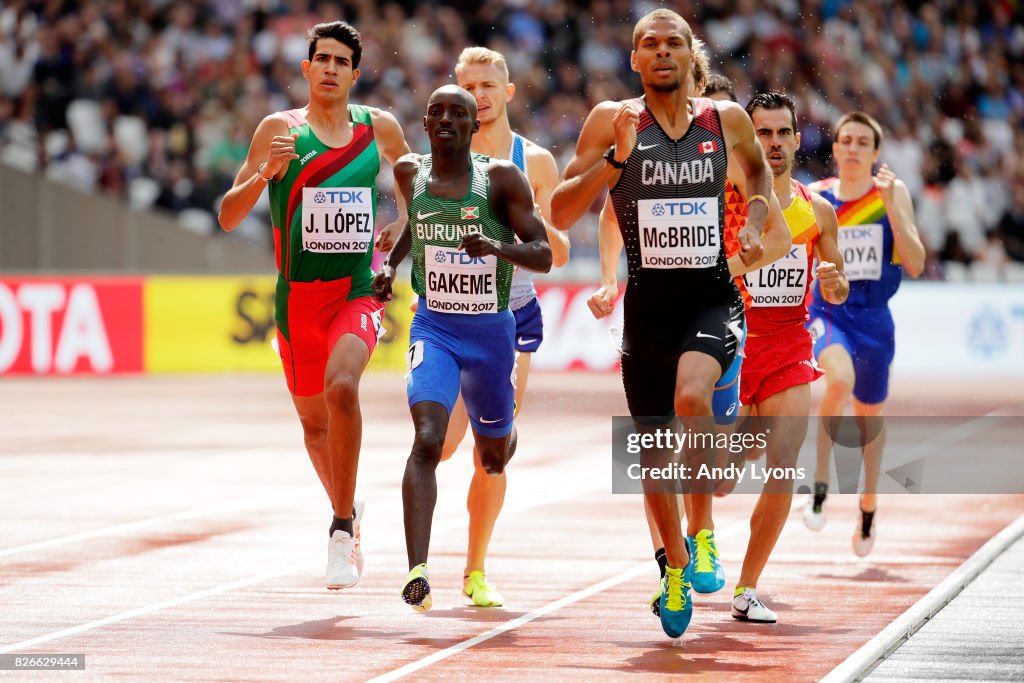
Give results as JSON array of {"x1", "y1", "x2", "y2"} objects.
[{"x1": 0, "y1": 165, "x2": 274, "y2": 274}]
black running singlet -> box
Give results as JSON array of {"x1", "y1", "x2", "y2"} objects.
[{"x1": 610, "y1": 97, "x2": 738, "y2": 304}]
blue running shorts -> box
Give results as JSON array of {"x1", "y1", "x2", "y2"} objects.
[
  {"x1": 407, "y1": 306, "x2": 516, "y2": 438},
  {"x1": 808, "y1": 305, "x2": 895, "y2": 405},
  {"x1": 512, "y1": 297, "x2": 544, "y2": 353}
]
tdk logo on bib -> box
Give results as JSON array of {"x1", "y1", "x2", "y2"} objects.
[
  {"x1": 651, "y1": 201, "x2": 709, "y2": 217},
  {"x1": 846, "y1": 227, "x2": 876, "y2": 240},
  {"x1": 312, "y1": 190, "x2": 366, "y2": 204},
  {"x1": 434, "y1": 250, "x2": 487, "y2": 265}
]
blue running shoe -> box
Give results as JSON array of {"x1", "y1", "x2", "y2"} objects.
[
  {"x1": 689, "y1": 529, "x2": 725, "y2": 594},
  {"x1": 651, "y1": 560, "x2": 693, "y2": 617},
  {"x1": 658, "y1": 566, "x2": 693, "y2": 638}
]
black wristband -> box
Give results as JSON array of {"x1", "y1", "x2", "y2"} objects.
[{"x1": 604, "y1": 146, "x2": 627, "y2": 169}]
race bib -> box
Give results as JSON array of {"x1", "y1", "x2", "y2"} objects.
[
  {"x1": 637, "y1": 197, "x2": 720, "y2": 269},
  {"x1": 742, "y1": 245, "x2": 810, "y2": 307},
  {"x1": 301, "y1": 187, "x2": 373, "y2": 253},
  {"x1": 838, "y1": 223, "x2": 883, "y2": 281},
  {"x1": 424, "y1": 244, "x2": 498, "y2": 314}
]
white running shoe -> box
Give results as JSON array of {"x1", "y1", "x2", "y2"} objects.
[
  {"x1": 326, "y1": 530, "x2": 359, "y2": 589},
  {"x1": 326, "y1": 501, "x2": 365, "y2": 590},
  {"x1": 731, "y1": 588, "x2": 778, "y2": 623},
  {"x1": 803, "y1": 482, "x2": 828, "y2": 531},
  {"x1": 853, "y1": 508, "x2": 876, "y2": 557}
]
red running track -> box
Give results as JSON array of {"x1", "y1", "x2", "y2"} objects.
[{"x1": 1, "y1": 374, "x2": 1021, "y2": 681}]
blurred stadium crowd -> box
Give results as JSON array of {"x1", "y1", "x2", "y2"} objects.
[{"x1": 2, "y1": 0, "x2": 1023, "y2": 279}]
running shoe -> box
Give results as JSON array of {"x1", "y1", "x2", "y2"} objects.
[
  {"x1": 651, "y1": 560, "x2": 692, "y2": 617},
  {"x1": 658, "y1": 566, "x2": 693, "y2": 638},
  {"x1": 463, "y1": 570, "x2": 504, "y2": 607},
  {"x1": 689, "y1": 530, "x2": 725, "y2": 594},
  {"x1": 803, "y1": 482, "x2": 828, "y2": 531},
  {"x1": 731, "y1": 587, "x2": 778, "y2": 623},
  {"x1": 326, "y1": 529, "x2": 359, "y2": 590},
  {"x1": 402, "y1": 563, "x2": 432, "y2": 612},
  {"x1": 853, "y1": 507, "x2": 876, "y2": 557}
]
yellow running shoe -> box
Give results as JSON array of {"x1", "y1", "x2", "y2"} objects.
[
  {"x1": 402, "y1": 563, "x2": 432, "y2": 612},
  {"x1": 463, "y1": 570, "x2": 504, "y2": 607}
]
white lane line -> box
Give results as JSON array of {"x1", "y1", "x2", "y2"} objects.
[
  {"x1": 0, "y1": 417, "x2": 635, "y2": 653},
  {"x1": 0, "y1": 481, "x2": 603, "y2": 653},
  {"x1": 0, "y1": 566, "x2": 305, "y2": 654},
  {"x1": 821, "y1": 511, "x2": 1024, "y2": 683},
  {"x1": 0, "y1": 418, "x2": 610, "y2": 561},
  {"x1": 367, "y1": 508, "x2": 784, "y2": 683},
  {"x1": 367, "y1": 561, "x2": 651, "y2": 683},
  {"x1": 0, "y1": 485, "x2": 320, "y2": 560}
]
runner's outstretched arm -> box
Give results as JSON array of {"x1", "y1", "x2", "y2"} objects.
[
  {"x1": 588, "y1": 195, "x2": 624, "y2": 319},
  {"x1": 875, "y1": 165, "x2": 925, "y2": 277},
  {"x1": 218, "y1": 115, "x2": 294, "y2": 231},
  {"x1": 720, "y1": 102, "x2": 789, "y2": 271},
  {"x1": 551, "y1": 101, "x2": 631, "y2": 230},
  {"x1": 372, "y1": 155, "x2": 418, "y2": 302},
  {"x1": 811, "y1": 192, "x2": 849, "y2": 304},
  {"x1": 371, "y1": 109, "x2": 413, "y2": 252},
  {"x1": 529, "y1": 146, "x2": 571, "y2": 267}
]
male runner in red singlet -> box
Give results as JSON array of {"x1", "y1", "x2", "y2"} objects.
[
  {"x1": 219, "y1": 21, "x2": 411, "y2": 590},
  {"x1": 727, "y1": 91, "x2": 847, "y2": 623}
]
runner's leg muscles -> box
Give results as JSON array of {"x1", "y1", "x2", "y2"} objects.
[
  {"x1": 403, "y1": 401, "x2": 450, "y2": 568},
  {"x1": 291, "y1": 394, "x2": 332, "y2": 504},
  {"x1": 815, "y1": 344, "x2": 854, "y2": 484},
  {"x1": 676, "y1": 351, "x2": 722, "y2": 533},
  {"x1": 324, "y1": 333, "x2": 371, "y2": 519},
  {"x1": 739, "y1": 383, "x2": 810, "y2": 588}
]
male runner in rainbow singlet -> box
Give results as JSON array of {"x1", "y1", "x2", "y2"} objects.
[
  {"x1": 219, "y1": 21, "x2": 411, "y2": 590},
  {"x1": 372, "y1": 85, "x2": 551, "y2": 612},
  {"x1": 552, "y1": 9, "x2": 789, "y2": 639},
  {"x1": 803, "y1": 113, "x2": 925, "y2": 556}
]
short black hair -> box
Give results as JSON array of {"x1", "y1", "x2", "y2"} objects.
[
  {"x1": 746, "y1": 91, "x2": 798, "y2": 131},
  {"x1": 703, "y1": 74, "x2": 737, "y2": 102},
  {"x1": 306, "y1": 21, "x2": 362, "y2": 68},
  {"x1": 632, "y1": 9, "x2": 693, "y2": 50}
]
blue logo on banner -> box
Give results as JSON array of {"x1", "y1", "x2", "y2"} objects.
[{"x1": 968, "y1": 307, "x2": 1007, "y2": 358}]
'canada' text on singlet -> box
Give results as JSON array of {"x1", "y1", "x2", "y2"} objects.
[{"x1": 609, "y1": 96, "x2": 736, "y2": 299}]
